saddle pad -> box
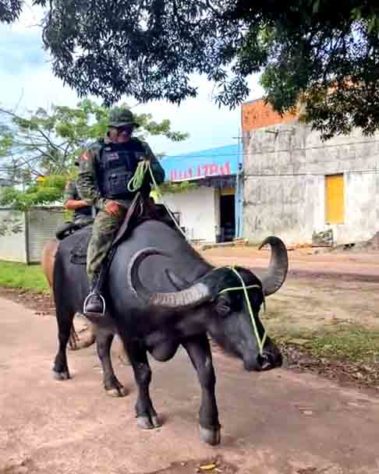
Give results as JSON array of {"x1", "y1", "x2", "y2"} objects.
[
  {"x1": 69, "y1": 204, "x2": 182, "y2": 265},
  {"x1": 70, "y1": 228, "x2": 92, "y2": 265}
]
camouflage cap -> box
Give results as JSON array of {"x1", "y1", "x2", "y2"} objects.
[{"x1": 108, "y1": 107, "x2": 139, "y2": 128}]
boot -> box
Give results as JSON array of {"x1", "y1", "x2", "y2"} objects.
[{"x1": 83, "y1": 275, "x2": 106, "y2": 318}]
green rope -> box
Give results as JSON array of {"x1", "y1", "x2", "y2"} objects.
[
  {"x1": 146, "y1": 161, "x2": 188, "y2": 239},
  {"x1": 127, "y1": 160, "x2": 149, "y2": 193},
  {"x1": 127, "y1": 160, "x2": 188, "y2": 239},
  {"x1": 218, "y1": 267, "x2": 267, "y2": 355}
]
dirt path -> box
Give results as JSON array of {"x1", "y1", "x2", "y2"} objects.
[
  {"x1": 0, "y1": 297, "x2": 378, "y2": 474},
  {"x1": 202, "y1": 247, "x2": 379, "y2": 281},
  {"x1": 264, "y1": 275, "x2": 379, "y2": 332}
]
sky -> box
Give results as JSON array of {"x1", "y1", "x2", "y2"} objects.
[{"x1": 0, "y1": 4, "x2": 264, "y2": 156}]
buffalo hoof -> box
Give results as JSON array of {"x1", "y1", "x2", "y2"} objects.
[
  {"x1": 137, "y1": 415, "x2": 161, "y2": 430},
  {"x1": 53, "y1": 369, "x2": 70, "y2": 381},
  {"x1": 106, "y1": 386, "x2": 128, "y2": 398},
  {"x1": 200, "y1": 426, "x2": 221, "y2": 446}
]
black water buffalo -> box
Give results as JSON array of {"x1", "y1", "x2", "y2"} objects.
[{"x1": 52, "y1": 219, "x2": 288, "y2": 445}]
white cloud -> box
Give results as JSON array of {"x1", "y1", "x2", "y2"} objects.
[
  {"x1": 9, "y1": 1, "x2": 44, "y2": 32},
  {"x1": 134, "y1": 75, "x2": 263, "y2": 155},
  {"x1": 0, "y1": 62, "x2": 78, "y2": 112}
]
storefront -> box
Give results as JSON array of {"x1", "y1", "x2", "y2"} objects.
[{"x1": 159, "y1": 144, "x2": 242, "y2": 243}]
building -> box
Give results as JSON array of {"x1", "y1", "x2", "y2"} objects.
[
  {"x1": 0, "y1": 207, "x2": 64, "y2": 263},
  {"x1": 0, "y1": 145, "x2": 241, "y2": 262},
  {"x1": 160, "y1": 145, "x2": 242, "y2": 243},
  {"x1": 241, "y1": 99, "x2": 379, "y2": 245}
]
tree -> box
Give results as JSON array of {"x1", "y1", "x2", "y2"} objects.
[
  {"x1": 28, "y1": 0, "x2": 378, "y2": 138},
  {"x1": 0, "y1": 0, "x2": 22, "y2": 23},
  {"x1": 0, "y1": 99, "x2": 188, "y2": 209}
]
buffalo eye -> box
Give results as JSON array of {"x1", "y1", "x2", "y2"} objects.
[{"x1": 215, "y1": 298, "x2": 231, "y2": 317}]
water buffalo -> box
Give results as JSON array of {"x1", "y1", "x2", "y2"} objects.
[
  {"x1": 51, "y1": 219, "x2": 288, "y2": 445},
  {"x1": 41, "y1": 239, "x2": 96, "y2": 350}
]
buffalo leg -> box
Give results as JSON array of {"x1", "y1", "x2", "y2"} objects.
[
  {"x1": 125, "y1": 340, "x2": 160, "y2": 429},
  {"x1": 68, "y1": 324, "x2": 80, "y2": 350},
  {"x1": 53, "y1": 307, "x2": 74, "y2": 380},
  {"x1": 96, "y1": 329, "x2": 127, "y2": 397},
  {"x1": 182, "y1": 334, "x2": 221, "y2": 446}
]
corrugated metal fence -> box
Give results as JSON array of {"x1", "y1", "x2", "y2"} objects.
[{"x1": 0, "y1": 207, "x2": 64, "y2": 263}]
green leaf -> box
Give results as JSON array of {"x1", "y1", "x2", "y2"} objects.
[{"x1": 0, "y1": 100, "x2": 187, "y2": 209}]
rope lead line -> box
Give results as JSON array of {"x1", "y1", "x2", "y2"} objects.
[
  {"x1": 147, "y1": 161, "x2": 188, "y2": 239},
  {"x1": 219, "y1": 267, "x2": 267, "y2": 355},
  {"x1": 128, "y1": 164, "x2": 267, "y2": 355},
  {"x1": 127, "y1": 160, "x2": 188, "y2": 238},
  {"x1": 127, "y1": 160, "x2": 149, "y2": 193}
]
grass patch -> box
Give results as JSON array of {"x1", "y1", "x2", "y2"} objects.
[
  {"x1": 271, "y1": 323, "x2": 379, "y2": 364},
  {"x1": 0, "y1": 261, "x2": 48, "y2": 293},
  {"x1": 307, "y1": 325, "x2": 379, "y2": 363}
]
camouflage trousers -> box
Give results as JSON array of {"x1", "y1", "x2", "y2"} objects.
[{"x1": 86, "y1": 209, "x2": 127, "y2": 283}]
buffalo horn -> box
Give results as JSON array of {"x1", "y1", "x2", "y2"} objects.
[
  {"x1": 258, "y1": 236, "x2": 288, "y2": 296},
  {"x1": 128, "y1": 248, "x2": 211, "y2": 309}
]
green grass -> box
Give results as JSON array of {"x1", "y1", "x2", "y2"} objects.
[
  {"x1": 271, "y1": 323, "x2": 379, "y2": 363},
  {"x1": 0, "y1": 261, "x2": 49, "y2": 293},
  {"x1": 308, "y1": 325, "x2": 379, "y2": 363}
]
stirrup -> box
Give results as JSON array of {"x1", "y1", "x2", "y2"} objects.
[{"x1": 83, "y1": 292, "x2": 106, "y2": 317}]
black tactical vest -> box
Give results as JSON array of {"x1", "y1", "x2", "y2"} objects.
[
  {"x1": 71, "y1": 183, "x2": 92, "y2": 220},
  {"x1": 96, "y1": 140, "x2": 147, "y2": 200}
]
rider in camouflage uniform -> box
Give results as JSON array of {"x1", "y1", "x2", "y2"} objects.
[
  {"x1": 55, "y1": 169, "x2": 94, "y2": 239},
  {"x1": 77, "y1": 107, "x2": 165, "y2": 317},
  {"x1": 63, "y1": 179, "x2": 93, "y2": 225}
]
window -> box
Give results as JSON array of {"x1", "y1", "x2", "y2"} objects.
[{"x1": 325, "y1": 174, "x2": 344, "y2": 224}]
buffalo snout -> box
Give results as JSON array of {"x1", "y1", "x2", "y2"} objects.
[{"x1": 243, "y1": 343, "x2": 282, "y2": 372}]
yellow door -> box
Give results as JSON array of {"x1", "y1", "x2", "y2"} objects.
[{"x1": 325, "y1": 174, "x2": 344, "y2": 224}]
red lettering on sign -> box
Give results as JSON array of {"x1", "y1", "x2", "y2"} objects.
[
  {"x1": 220, "y1": 162, "x2": 231, "y2": 175},
  {"x1": 209, "y1": 164, "x2": 218, "y2": 175},
  {"x1": 201, "y1": 164, "x2": 210, "y2": 176},
  {"x1": 169, "y1": 161, "x2": 232, "y2": 181}
]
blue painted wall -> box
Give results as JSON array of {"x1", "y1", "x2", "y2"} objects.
[
  {"x1": 160, "y1": 145, "x2": 239, "y2": 182},
  {"x1": 160, "y1": 144, "x2": 244, "y2": 239}
]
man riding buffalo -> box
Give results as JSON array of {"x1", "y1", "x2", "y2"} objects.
[
  {"x1": 46, "y1": 107, "x2": 289, "y2": 446},
  {"x1": 77, "y1": 107, "x2": 165, "y2": 317}
]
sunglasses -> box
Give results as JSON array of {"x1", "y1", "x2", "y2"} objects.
[{"x1": 116, "y1": 125, "x2": 133, "y2": 134}]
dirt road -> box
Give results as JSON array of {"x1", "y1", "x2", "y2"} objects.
[
  {"x1": 0, "y1": 296, "x2": 378, "y2": 474},
  {"x1": 202, "y1": 247, "x2": 379, "y2": 281}
]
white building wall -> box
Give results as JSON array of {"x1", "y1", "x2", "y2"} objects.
[
  {"x1": 243, "y1": 123, "x2": 379, "y2": 245},
  {"x1": 161, "y1": 187, "x2": 218, "y2": 242},
  {"x1": 0, "y1": 209, "x2": 27, "y2": 262}
]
